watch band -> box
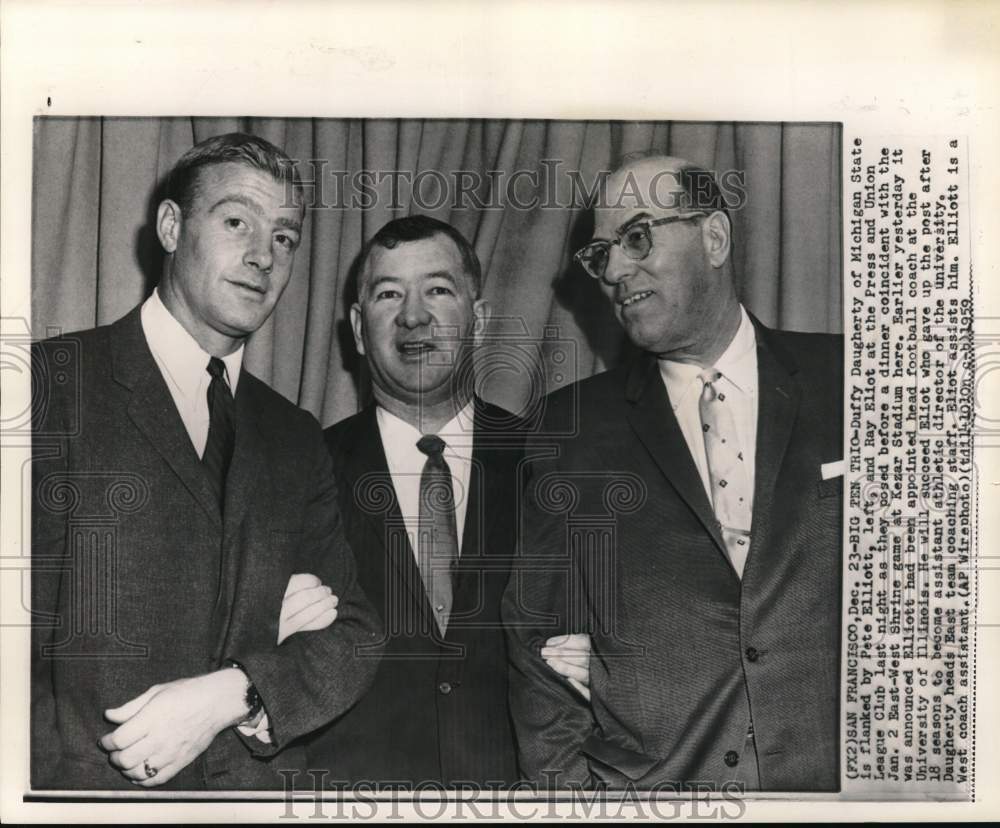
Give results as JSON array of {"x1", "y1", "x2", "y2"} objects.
[{"x1": 223, "y1": 658, "x2": 263, "y2": 722}]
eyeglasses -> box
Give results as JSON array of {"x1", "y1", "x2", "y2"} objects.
[{"x1": 573, "y1": 212, "x2": 708, "y2": 279}]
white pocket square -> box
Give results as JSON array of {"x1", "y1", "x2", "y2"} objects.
[{"x1": 821, "y1": 460, "x2": 845, "y2": 480}]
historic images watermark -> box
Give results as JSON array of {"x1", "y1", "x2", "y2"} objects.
[
  {"x1": 275, "y1": 770, "x2": 748, "y2": 821},
  {"x1": 286, "y1": 162, "x2": 749, "y2": 213}
]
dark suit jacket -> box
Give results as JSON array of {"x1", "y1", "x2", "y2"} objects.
[
  {"x1": 503, "y1": 320, "x2": 843, "y2": 792},
  {"x1": 30, "y1": 306, "x2": 384, "y2": 790},
  {"x1": 304, "y1": 399, "x2": 524, "y2": 786}
]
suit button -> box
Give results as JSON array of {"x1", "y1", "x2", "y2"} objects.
[
  {"x1": 438, "y1": 682, "x2": 452, "y2": 695},
  {"x1": 724, "y1": 750, "x2": 739, "y2": 767},
  {"x1": 745, "y1": 647, "x2": 759, "y2": 662}
]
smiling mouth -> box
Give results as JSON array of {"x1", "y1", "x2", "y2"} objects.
[
  {"x1": 397, "y1": 341, "x2": 436, "y2": 356},
  {"x1": 229, "y1": 279, "x2": 267, "y2": 296},
  {"x1": 619, "y1": 290, "x2": 654, "y2": 308}
]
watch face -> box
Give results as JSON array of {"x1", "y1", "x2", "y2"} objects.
[{"x1": 245, "y1": 682, "x2": 262, "y2": 717}]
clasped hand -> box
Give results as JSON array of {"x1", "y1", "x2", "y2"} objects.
[
  {"x1": 99, "y1": 573, "x2": 335, "y2": 785},
  {"x1": 99, "y1": 572, "x2": 589, "y2": 785},
  {"x1": 98, "y1": 668, "x2": 248, "y2": 786}
]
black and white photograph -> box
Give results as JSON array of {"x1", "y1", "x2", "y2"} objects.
[
  {"x1": 1, "y1": 1, "x2": 996, "y2": 822},
  {"x1": 26, "y1": 117, "x2": 844, "y2": 798}
]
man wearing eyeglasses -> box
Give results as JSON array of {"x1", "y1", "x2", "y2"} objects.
[{"x1": 503, "y1": 154, "x2": 843, "y2": 792}]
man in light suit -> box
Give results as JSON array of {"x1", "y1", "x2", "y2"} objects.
[
  {"x1": 503, "y1": 154, "x2": 843, "y2": 792},
  {"x1": 304, "y1": 215, "x2": 582, "y2": 787},
  {"x1": 31, "y1": 133, "x2": 383, "y2": 790}
]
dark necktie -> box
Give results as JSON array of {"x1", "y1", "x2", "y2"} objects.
[
  {"x1": 202, "y1": 356, "x2": 235, "y2": 509},
  {"x1": 416, "y1": 434, "x2": 459, "y2": 635}
]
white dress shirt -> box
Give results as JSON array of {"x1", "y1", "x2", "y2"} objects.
[
  {"x1": 376, "y1": 402, "x2": 476, "y2": 557},
  {"x1": 658, "y1": 305, "x2": 759, "y2": 507},
  {"x1": 140, "y1": 289, "x2": 243, "y2": 458}
]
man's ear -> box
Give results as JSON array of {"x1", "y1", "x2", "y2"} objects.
[
  {"x1": 702, "y1": 210, "x2": 731, "y2": 269},
  {"x1": 471, "y1": 298, "x2": 491, "y2": 346},
  {"x1": 349, "y1": 303, "x2": 366, "y2": 356},
  {"x1": 156, "y1": 199, "x2": 182, "y2": 254}
]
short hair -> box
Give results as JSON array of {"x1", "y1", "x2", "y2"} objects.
[
  {"x1": 164, "y1": 132, "x2": 301, "y2": 217},
  {"x1": 616, "y1": 151, "x2": 732, "y2": 226},
  {"x1": 357, "y1": 215, "x2": 483, "y2": 299}
]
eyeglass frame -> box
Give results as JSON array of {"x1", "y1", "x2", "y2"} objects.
[{"x1": 573, "y1": 211, "x2": 710, "y2": 279}]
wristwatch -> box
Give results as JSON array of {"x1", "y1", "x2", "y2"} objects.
[{"x1": 223, "y1": 658, "x2": 263, "y2": 723}]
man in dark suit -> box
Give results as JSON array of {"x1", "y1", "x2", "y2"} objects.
[
  {"x1": 304, "y1": 215, "x2": 582, "y2": 788},
  {"x1": 503, "y1": 155, "x2": 843, "y2": 792},
  {"x1": 31, "y1": 133, "x2": 383, "y2": 790}
]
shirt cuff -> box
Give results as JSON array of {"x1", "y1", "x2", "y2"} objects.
[{"x1": 236, "y1": 710, "x2": 272, "y2": 744}]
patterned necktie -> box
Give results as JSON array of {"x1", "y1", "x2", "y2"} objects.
[
  {"x1": 698, "y1": 368, "x2": 752, "y2": 578},
  {"x1": 202, "y1": 356, "x2": 236, "y2": 509},
  {"x1": 416, "y1": 434, "x2": 459, "y2": 636}
]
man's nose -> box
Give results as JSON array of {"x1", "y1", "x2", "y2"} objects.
[
  {"x1": 601, "y1": 243, "x2": 635, "y2": 286},
  {"x1": 396, "y1": 293, "x2": 431, "y2": 328},
  {"x1": 243, "y1": 235, "x2": 273, "y2": 273}
]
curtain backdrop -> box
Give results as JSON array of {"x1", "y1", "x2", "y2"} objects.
[{"x1": 31, "y1": 117, "x2": 842, "y2": 427}]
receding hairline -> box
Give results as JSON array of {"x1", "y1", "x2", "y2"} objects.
[
  {"x1": 600, "y1": 152, "x2": 732, "y2": 228},
  {"x1": 614, "y1": 152, "x2": 694, "y2": 174},
  {"x1": 608, "y1": 154, "x2": 698, "y2": 192}
]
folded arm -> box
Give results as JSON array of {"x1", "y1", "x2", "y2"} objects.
[
  {"x1": 225, "y1": 430, "x2": 383, "y2": 755},
  {"x1": 100, "y1": 426, "x2": 383, "y2": 783},
  {"x1": 502, "y1": 459, "x2": 596, "y2": 788}
]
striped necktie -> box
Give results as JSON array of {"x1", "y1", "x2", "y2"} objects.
[{"x1": 416, "y1": 433, "x2": 459, "y2": 635}]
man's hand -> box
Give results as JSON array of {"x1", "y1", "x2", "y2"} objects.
[
  {"x1": 278, "y1": 573, "x2": 339, "y2": 645},
  {"x1": 541, "y1": 633, "x2": 592, "y2": 702},
  {"x1": 98, "y1": 668, "x2": 249, "y2": 786}
]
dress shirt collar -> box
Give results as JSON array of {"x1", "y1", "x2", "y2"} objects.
[
  {"x1": 376, "y1": 400, "x2": 477, "y2": 459},
  {"x1": 713, "y1": 305, "x2": 757, "y2": 394},
  {"x1": 142, "y1": 287, "x2": 244, "y2": 397},
  {"x1": 658, "y1": 305, "x2": 756, "y2": 409}
]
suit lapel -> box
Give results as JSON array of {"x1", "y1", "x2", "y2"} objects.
[
  {"x1": 111, "y1": 308, "x2": 221, "y2": 527},
  {"x1": 746, "y1": 320, "x2": 801, "y2": 576},
  {"x1": 449, "y1": 399, "x2": 501, "y2": 619},
  {"x1": 624, "y1": 352, "x2": 728, "y2": 558},
  {"x1": 210, "y1": 377, "x2": 269, "y2": 654},
  {"x1": 345, "y1": 408, "x2": 435, "y2": 617},
  {"x1": 222, "y1": 378, "x2": 266, "y2": 539},
  {"x1": 445, "y1": 398, "x2": 518, "y2": 659},
  {"x1": 458, "y1": 398, "x2": 500, "y2": 562}
]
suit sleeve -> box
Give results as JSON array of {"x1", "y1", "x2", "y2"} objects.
[
  {"x1": 502, "y1": 448, "x2": 596, "y2": 787},
  {"x1": 229, "y1": 420, "x2": 383, "y2": 754}
]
